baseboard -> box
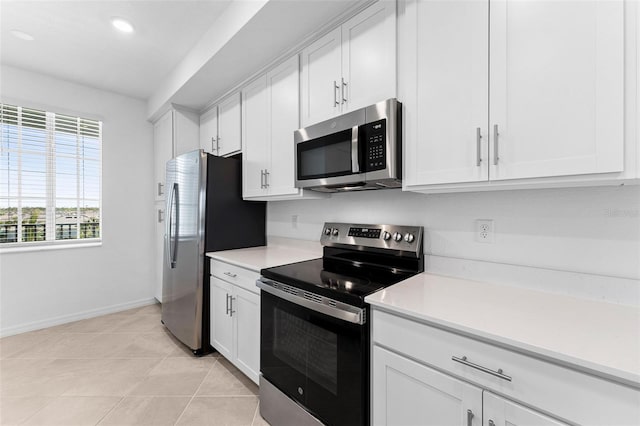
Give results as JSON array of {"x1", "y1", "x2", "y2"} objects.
[
  {"x1": 0, "y1": 297, "x2": 158, "y2": 338},
  {"x1": 426, "y1": 255, "x2": 640, "y2": 308}
]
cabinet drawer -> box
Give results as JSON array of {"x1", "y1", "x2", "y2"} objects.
[
  {"x1": 210, "y1": 259, "x2": 260, "y2": 295},
  {"x1": 372, "y1": 309, "x2": 640, "y2": 425}
]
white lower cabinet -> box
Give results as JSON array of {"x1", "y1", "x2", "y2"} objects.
[
  {"x1": 372, "y1": 309, "x2": 640, "y2": 426},
  {"x1": 483, "y1": 392, "x2": 568, "y2": 426},
  {"x1": 373, "y1": 346, "x2": 483, "y2": 426},
  {"x1": 209, "y1": 259, "x2": 260, "y2": 384}
]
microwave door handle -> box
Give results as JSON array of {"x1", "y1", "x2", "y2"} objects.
[{"x1": 351, "y1": 126, "x2": 360, "y2": 173}]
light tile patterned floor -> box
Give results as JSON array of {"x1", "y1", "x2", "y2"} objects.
[{"x1": 0, "y1": 303, "x2": 270, "y2": 426}]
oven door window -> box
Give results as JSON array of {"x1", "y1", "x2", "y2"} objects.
[
  {"x1": 297, "y1": 128, "x2": 355, "y2": 180},
  {"x1": 261, "y1": 291, "x2": 366, "y2": 426}
]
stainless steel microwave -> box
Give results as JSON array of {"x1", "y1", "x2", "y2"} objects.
[{"x1": 294, "y1": 98, "x2": 401, "y2": 193}]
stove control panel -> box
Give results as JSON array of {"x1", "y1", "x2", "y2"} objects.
[{"x1": 321, "y1": 222, "x2": 423, "y2": 256}]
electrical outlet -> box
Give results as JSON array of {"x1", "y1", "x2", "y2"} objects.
[
  {"x1": 476, "y1": 219, "x2": 494, "y2": 243},
  {"x1": 291, "y1": 215, "x2": 298, "y2": 229}
]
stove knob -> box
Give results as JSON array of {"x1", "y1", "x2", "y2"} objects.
[
  {"x1": 382, "y1": 231, "x2": 391, "y2": 241},
  {"x1": 332, "y1": 228, "x2": 339, "y2": 236},
  {"x1": 404, "y1": 233, "x2": 415, "y2": 243},
  {"x1": 393, "y1": 232, "x2": 402, "y2": 242},
  {"x1": 324, "y1": 227, "x2": 332, "y2": 236}
]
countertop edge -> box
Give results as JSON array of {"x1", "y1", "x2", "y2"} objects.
[
  {"x1": 366, "y1": 298, "x2": 640, "y2": 390},
  {"x1": 206, "y1": 253, "x2": 261, "y2": 273}
]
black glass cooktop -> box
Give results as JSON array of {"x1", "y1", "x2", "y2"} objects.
[{"x1": 260, "y1": 257, "x2": 417, "y2": 307}]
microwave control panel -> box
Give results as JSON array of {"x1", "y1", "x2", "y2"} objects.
[{"x1": 361, "y1": 119, "x2": 386, "y2": 171}]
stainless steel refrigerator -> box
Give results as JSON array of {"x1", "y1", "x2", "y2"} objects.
[{"x1": 161, "y1": 150, "x2": 265, "y2": 355}]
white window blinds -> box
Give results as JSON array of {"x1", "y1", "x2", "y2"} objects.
[{"x1": 0, "y1": 104, "x2": 102, "y2": 246}]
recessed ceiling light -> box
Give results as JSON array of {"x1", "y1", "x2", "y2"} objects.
[
  {"x1": 11, "y1": 30, "x2": 34, "y2": 41},
  {"x1": 111, "y1": 18, "x2": 134, "y2": 34}
]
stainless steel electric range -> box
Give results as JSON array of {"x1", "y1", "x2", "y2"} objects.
[{"x1": 258, "y1": 222, "x2": 424, "y2": 426}]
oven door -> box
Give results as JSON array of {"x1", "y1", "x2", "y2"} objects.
[{"x1": 260, "y1": 289, "x2": 368, "y2": 426}]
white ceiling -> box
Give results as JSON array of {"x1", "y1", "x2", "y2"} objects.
[{"x1": 0, "y1": 0, "x2": 232, "y2": 100}]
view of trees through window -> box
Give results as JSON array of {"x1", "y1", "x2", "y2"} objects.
[{"x1": 0, "y1": 104, "x2": 101, "y2": 245}]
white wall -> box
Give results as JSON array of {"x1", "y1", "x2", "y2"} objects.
[
  {"x1": 267, "y1": 185, "x2": 640, "y2": 301},
  {"x1": 0, "y1": 65, "x2": 155, "y2": 336}
]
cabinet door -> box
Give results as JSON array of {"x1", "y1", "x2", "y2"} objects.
[
  {"x1": 210, "y1": 277, "x2": 233, "y2": 360},
  {"x1": 267, "y1": 55, "x2": 301, "y2": 197},
  {"x1": 199, "y1": 107, "x2": 218, "y2": 155},
  {"x1": 242, "y1": 76, "x2": 269, "y2": 199},
  {"x1": 300, "y1": 27, "x2": 342, "y2": 126},
  {"x1": 489, "y1": 0, "x2": 624, "y2": 180},
  {"x1": 484, "y1": 392, "x2": 569, "y2": 426},
  {"x1": 400, "y1": 0, "x2": 489, "y2": 187},
  {"x1": 154, "y1": 202, "x2": 165, "y2": 302},
  {"x1": 153, "y1": 110, "x2": 173, "y2": 201},
  {"x1": 173, "y1": 110, "x2": 199, "y2": 156},
  {"x1": 218, "y1": 93, "x2": 242, "y2": 156},
  {"x1": 372, "y1": 346, "x2": 482, "y2": 426},
  {"x1": 341, "y1": 0, "x2": 396, "y2": 113},
  {"x1": 232, "y1": 286, "x2": 260, "y2": 384}
]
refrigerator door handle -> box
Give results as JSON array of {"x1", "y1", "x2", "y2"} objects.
[{"x1": 166, "y1": 182, "x2": 179, "y2": 269}]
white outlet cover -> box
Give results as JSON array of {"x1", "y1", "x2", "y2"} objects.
[{"x1": 476, "y1": 219, "x2": 494, "y2": 243}]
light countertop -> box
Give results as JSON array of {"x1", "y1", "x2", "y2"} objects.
[
  {"x1": 366, "y1": 272, "x2": 640, "y2": 387},
  {"x1": 206, "y1": 237, "x2": 322, "y2": 272}
]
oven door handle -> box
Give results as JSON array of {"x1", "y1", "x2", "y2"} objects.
[
  {"x1": 257, "y1": 279, "x2": 366, "y2": 325},
  {"x1": 351, "y1": 125, "x2": 360, "y2": 174}
]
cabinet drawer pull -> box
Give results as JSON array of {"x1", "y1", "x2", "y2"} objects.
[
  {"x1": 225, "y1": 293, "x2": 230, "y2": 315},
  {"x1": 476, "y1": 127, "x2": 482, "y2": 167},
  {"x1": 488, "y1": 421, "x2": 495, "y2": 426},
  {"x1": 264, "y1": 169, "x2": 269, "y2": 188},
  {"x1": 157, "y1": 209, "x2": 164, "y2": 223},
  {"x1": 157, "y1": 182, "x2": 164, "y2": 196},
  {"x1": 333, "y1": 81, "x2": 340, "y2": 107},
  {"x1": 230, "y1": 296, "x2": 236, "y2": 317},
  {"x1": 467, "y1": 409, "x2": 474, "y2": 426},
  {"x1": 223, "y1": 271, "x2": 237, "y2": 278},
  {"x1": 451, "y1": 355, "x2": 512, "y2": 381}
]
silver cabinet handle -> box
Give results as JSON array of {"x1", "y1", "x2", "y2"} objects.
[
  {"x1": 229, "y1": 296, "x2": 236, "y2": 317},
  {"x1": 467, "y1": 409, "x2": 474, "y2": 426},
  {"x1": 225, "y1": 293, "x2": 230, "y2": 315},
  {"x1": 264, "y1": 169, "x2": 269, "y2": 188},
  {"x1": 488, "y1": 421, "x2": 495, "y2": 426},
  {"x1": 451, "y1": 355, "x2": 512, "y2": 381},
  {"x1": 493, "y1": 124, "x2": 499, "y2": 165},
  {"x1": 157, "y1": 209, "x2": 164, "y2": 223},
  {"x1": 211, "y1": 136, "x2": 215, "y2": 153},
  {"x1": 157, "y1": 182, "x2": 164, "y2": 196},
  {"x1": 260, "y1": 169, "x2": 265, "y2": 189},
  {"x1": 217, "y1": 136, "x2": 221, "y2": 152},
  {"x1": 341, "y1": 78, "x2": 348, "y2": 104},
  {"x1": 223, "y1": 271, "x2": 237, "y2": 278},
  {"x1": 476, "y1": 128, "x2": 482, "y2": 167},
  {"x1": 333, "y1": 81, "x2": 340, "y2": 107}
]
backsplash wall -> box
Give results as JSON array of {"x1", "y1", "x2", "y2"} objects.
[{"x1": 267, "y1": 185, "x2": 640, "y2": 281}]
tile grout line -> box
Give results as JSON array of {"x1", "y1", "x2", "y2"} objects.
[
  {"x1": 94, "y1": 395, "x2": 126, "y2": 426},
  {"x1": 172, "y1": 357, "x2": 220, "y2": 426}
]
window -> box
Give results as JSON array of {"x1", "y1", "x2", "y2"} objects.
[{"x1": 0, "y1": 104, "x2": 102, "y2": 246}]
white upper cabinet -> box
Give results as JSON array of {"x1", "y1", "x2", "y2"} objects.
[
  {"x1": 489, "y1": 0, "x2": 624, "y2": 181},
  {"x1": 153, "y1": 108, "x2": 199, "y2": 201},
  {"x1": 217, "y1": 92, "x2": 242, "y2": 157},
  {"x1": 300, "y1": 27, "x2": 342, "y2": 127},
  {"x1": 242, "y1": 75, "x2": 270, "y2": 199},
  {"x1": 402, "y1": 0, "x2": 630, "y2": 192},
  {"x1": 199, "y1": 107, "x2": 218, "y2": 155},
  {"x1": 301, "y1": 0, "x2": 396, "y2": 127},
  {"x1": 243, "y1": 55, "x2": 327, "y2": 201},
  {"x1": 401, "y1": 0, "x2": 489, "y2": 187}
]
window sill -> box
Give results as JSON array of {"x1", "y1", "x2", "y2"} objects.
[{"x1": 0, "y1": 240, "x2": 102, "y2": 254}]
